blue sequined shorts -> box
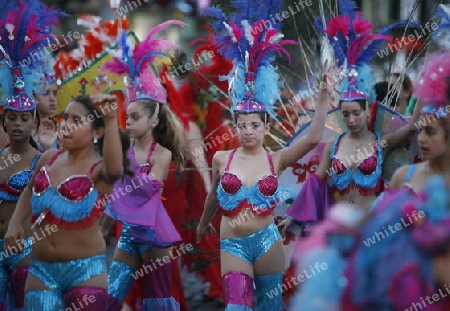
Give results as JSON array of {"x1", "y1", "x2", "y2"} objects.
[
  {"x1": 0, "y1": 237, "x2": 33, "y2": 270},
  {"x1": 220, "y1": 223, "x2": 281, "y2": 264},
  {"x1": 28, "y1": 254, "x2": 106, "y2": 293},
  {"x1": 118, "y1": 225, "x2": 150, "y2": 256}
]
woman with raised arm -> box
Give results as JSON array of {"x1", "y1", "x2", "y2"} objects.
[
  {"x1": 4, "y1": 92, "x2": 128, "y2": 310},
  {"x1": 279, "y1": 5, "x2": 421, "y2": 237},
  {"x1": 101, "y1": 21, "x2": 187, "y2": 311},
  {"x1": 195, "y1": 2, "x2": 340, "y2": 310}
]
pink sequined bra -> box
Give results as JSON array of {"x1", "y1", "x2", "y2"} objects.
[
  {"x1": 31, "y1": 150, "x2": 107, "y2": 229},
  {"x1": 217, "y1": 150, "x2": 280, "y2": 217},
  {"x1": 330, "y1": 132, "x2": 384, "y2": 196}
]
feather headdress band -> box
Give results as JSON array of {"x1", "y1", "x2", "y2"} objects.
[
  {"x1": 102, "y1": 20, "x2": 187, "y2": 105},
  {"x1": 316, "y1": 0, "x2": 391, "y2": 103},
  {"x1": 0, "y1": 0, "x2": 65, "y2": 112},
  {"x1": 204, "y1": 0, "x2": 297, "y2": 117}
]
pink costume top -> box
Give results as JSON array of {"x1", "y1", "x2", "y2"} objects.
[
  {"x1": 330, "y1": 132, "x2": 384, "y2": 196},
  {"x1": 105, "y1": 140, "x2": 181, "y2": 247},
  {"x1": 31, "y1": 150, "x2": 106, "y2": 229},
  {"x1": 217, "y1": 149, "x2": 280, "y2": 217}
]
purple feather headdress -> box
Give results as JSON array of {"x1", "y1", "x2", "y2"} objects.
[
  {"x1": 316, "y1": 0, "x2": 391, "y2": 103},
  {"x1": 0, "y1": 0, "x2": 66, "y2": 112},
  {"x1": 102, "y1": 20, "x2": 187, "y2": 106},
  {"x1": 204, "y1": 0, "x2": 297, "y2": 117}
]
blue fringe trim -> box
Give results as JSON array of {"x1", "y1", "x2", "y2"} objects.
[{"x1": 217, "y1": 184, "x2": 281, "y2": 212}]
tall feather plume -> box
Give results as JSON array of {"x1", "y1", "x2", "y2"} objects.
[
  {"x1": 103, "y1": 20, "x2": 185, "y2": 105},
  {"x1": 0, "y1": 0, "x2": 64, "y2": 67}
]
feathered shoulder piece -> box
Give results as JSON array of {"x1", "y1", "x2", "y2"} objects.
[
  {"x1": 203, "y1": 0, "x2": 297, "y2": 117},
  {"x1": 0, "y1": 0, "x2": 66, "y2": 111},
  {"x1": 414, "y1": 52, "x2": 450, "y2": 118},
  {"x1": 102, "y1": 20, "x2": 187, "y2": 105},
  {"x1": 316, "y1": 0, "x2": 391, "y2": 103}
]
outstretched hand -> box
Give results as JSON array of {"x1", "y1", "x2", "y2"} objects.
[
  {"x1": 39, "y1": 118, "x2": 58, "y2": 150},
  {"x1": 320, "y1": 59, "x2": 345, "y2": 98}
]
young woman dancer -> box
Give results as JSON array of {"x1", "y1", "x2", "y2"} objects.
[
  {"x1": 195, "y1": 3, "x2": 341, "y2": 309},
  {"x1": 4, "y1": 93, "x2": 127, "y2": 310},
  {"x1": 279, "y1": 6, "x2": 421, "y2": 236},
  {"x1": 102, "y1": 21, "x2": 187, "y2": 311}
]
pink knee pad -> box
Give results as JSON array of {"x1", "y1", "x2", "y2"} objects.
[
  {"x1": 10, "y1": 267, "x2": 28, "y2": 309},
  {"x1": 142, "y1": 260, "x2": 172, "y2": 298},
  {"x1": 64, "y1": 287, "x2": 109, "y2": 311},
  {"x1": 222, "y1": 271, "x2": 254, "y2": 308}
]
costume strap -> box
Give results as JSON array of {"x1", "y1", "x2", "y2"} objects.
[
  {"x1": 46, "y1": 150, "x2": 65, "y2": 169},
  {"x1": 146, "y1": 140, "x2": 158, "y2": 165},
  {"x1": 266, "y1": 151, "x2": 275, "y2": 175},
  {"x1": 30, "y1": 153, "x2": 42, "y2": 171},
  {"x1": 88, "y1": 160, "x2": 103, "y2": 178},
  {"x1": 404, "y1": 164, "x2": 417, "y2": 182},
  {"x1": 224, "y1": 150, "x2": 237, "y2": 172}
]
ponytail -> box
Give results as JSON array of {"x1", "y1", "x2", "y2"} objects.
[{"x1": 135, "y1": 99, "x2": 186, "y2": 170}]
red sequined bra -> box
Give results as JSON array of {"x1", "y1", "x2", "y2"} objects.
[
  {"x1": 31, "y1": 150, "x2": 107, "y2": 229},
  {"x1": 217, "y1": 150, "x2": 280, "y2": 217}
]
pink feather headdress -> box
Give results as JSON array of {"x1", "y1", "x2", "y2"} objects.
[
  {"x1": 414, "y1": 53, "x2": 450, "y2": 118},
  {"x1": 102, "y1": 20, "x2": 187, "y2": 105}
]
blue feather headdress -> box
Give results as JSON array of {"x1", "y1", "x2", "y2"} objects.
[
  {"x1": 204, "y1": 0, "x2": 297, "y2": 117},
  {"x1": 316, "y1": 0, "x2": 391, "y2": 104},
  {"x1": 0, "y1": 0, "x2": 66, "y2": 111}
]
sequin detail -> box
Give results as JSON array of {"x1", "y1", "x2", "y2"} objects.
[
  {"x1": 217, "y1": 150, "x2": 280, "y2": 216},
  {"x1": 28, "y1": 254, "x2": 106, "y2": 293},
  {"x1": 0, "y1": 150, "x2": 41, "y2": 201},
  {"x1": 220, "y1": 223, "x2": 281, "y2": 263},
  {"x1": 223, "y1": 272, "x2": 254, "y2": 308},
  {"x1": 108, "y1": 261, "x2": 137, "y2": 303},
  {"x1": 330, "y1": 132, "x2": 384, "y2": 195},
  {"x1": 31, "y1": 150, "x2": 105, "y2": 229}
]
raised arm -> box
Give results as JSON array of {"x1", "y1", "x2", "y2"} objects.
[
  {"x1": 92, "y1": 94, "x2": 123, "y2": 183},
  {"x1": 314, "y1": 137, "x2": 335, "y2": 180},
  {"x1": 196, "y1": 151, "x2": 221, "y2": 243},
  {"x1": 382, "y1": 99, "x2": 423, "y2": 156},
  {"x1": 278, "y1": 60, "x2": 342, "y2": 171}
]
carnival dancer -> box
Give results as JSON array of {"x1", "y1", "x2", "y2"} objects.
[
  {"x1": 279, "y1": 3, "x2": 421, "y2": 236},
  {"x1": 0, "y1": 1, "x2": 66, "y2": 309},
  {"x1": 195, "y1": 1, "x2": 341, "y2": 309},
  {"x1": 3, "y1": 93, "x2": 127, "y2": 311},
  {"x1": 102, "y1": 21, "x2": 187, "y2": 311}
]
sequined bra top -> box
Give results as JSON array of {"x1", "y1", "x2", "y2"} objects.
[
  {"x1": 31, "y1": 150, "x2": 107, "y2": 229},
  {"x1": 217, "y1": 149, "x2": 280, "y2": 217},
  {"x1": 0, "y1": 149, "x2": 41, "y2": 202},
  {"x1": 330, "y1": 132, "x2": 383, "y2": 195}
]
